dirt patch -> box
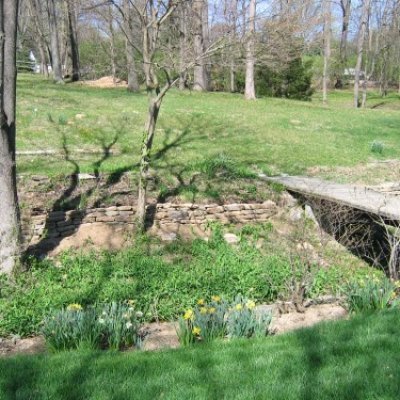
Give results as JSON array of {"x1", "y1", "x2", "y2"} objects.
[
  {"x1": 0, "y1": 336, "x2": 46, "y2": 357},
  {"x1": 48, "y1": 222, "x2": 134, "y2": 256},
  {"x1": 81, "y1": 76, "x2": 127, "y2": 88}
]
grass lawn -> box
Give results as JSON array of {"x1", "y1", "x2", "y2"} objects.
[
  {"x1": 1, "y1": 310, "x2": 400, "y2": 399},
  {"x1": 17, "y1": 74, "x2": 400, "y2": 179}
]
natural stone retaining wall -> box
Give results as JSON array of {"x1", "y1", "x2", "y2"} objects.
[{"x1": 23, "y1": 201, "x2": 278, "y2": 246}]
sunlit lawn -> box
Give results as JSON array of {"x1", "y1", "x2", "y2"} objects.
[{"x1": 17, "y1": 74, "x2": 400, "y2": 178}]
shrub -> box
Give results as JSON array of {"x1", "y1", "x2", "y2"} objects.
[
  {"x1": 42, "y1": 302, "x2": 142, "y2": 351},
  {"x1": 178, "y1": 295, "x2": 271, "y2": 346},
  {"x1": 256, "y1": 58, "x2": 314, "y2": 101},
  {"x1": 345, "y1": 277, "x2": 399, "y2": 313},
  {"x1": 370, "y1": 140, "x2": 384, "y2": 154}
]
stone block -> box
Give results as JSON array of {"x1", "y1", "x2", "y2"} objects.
[
  {"x1": 105, "y1": 210, "x2": 119, "y2": 217},
  {"x1": 168, "y1": 210, "x2": 189, "y2": 221},
  {"x1": 206, "y1": 206, "x2": 224, "y2": 214},
  {"x1": 47, "y1": 211, "x2": 66, "y2": 222},
  {"x1": 224, "y1": 204, "x2": 244, "y2": 211},
  {"x1": 117, "y1": 206, "x2": 134, "y2": 211},
  {"x1": 96, "y1": 216, "x2": 115, "y2": 222}
]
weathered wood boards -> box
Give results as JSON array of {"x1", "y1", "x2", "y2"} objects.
[{"x1": 262, "y1": 175, "x2": 400, "y2": 221}]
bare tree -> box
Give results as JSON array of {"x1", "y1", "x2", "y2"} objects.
[
  {"x1": 193, "y1": 0, "x2": 208, "y2": 91},
  {"x1": 0, "y1": 0, "x2": 20, "y2": 273},
  {"x1": 66, "y1": 0, "x2": 80, "y2": 81},
  {"x1": 123, "y1": 0, "x2": 139, "y2": 92},
  {"x1": 244, "y1": 0, "x2": 256, "y2": 100},
  {"x1": 354, "y1": 0, "x2": 371, "y2": 108},
  {"x1": 322, "y1": 0, "x2": 331, "y2": 104},
  {"x1": 47, "y1": 0, "x2": 64, "y2": 82}
]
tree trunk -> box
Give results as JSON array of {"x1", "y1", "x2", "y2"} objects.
[
  {"x1": 123, "y1": 0, "x2": 139, "y2": 92},
  {"x1": 66, "y1": 0, "x2": 79, "y2": 81},
  {"x1": 354, "y1": 0, "x2": 371, "y2": 108},
  {"x1": 108, "y1": 6, "x2": 117, "y2": 84},
  {"x1": 0, "y1": 0, "x2": 20, "y2": 273},
  {"x1": 228, "y1": 0, "x2": 238, "y2": 93},
  {"x1": 178, "y1": 2, "x2": 187, "y2": 90},
  {"x1": 193, "y1": 0, "x2": 207, "y2": 91},
  {"x1": 47, "y1": 0, "x2": 63, "y2": 82},
  {"x1": 28, "y1": 0, "x2": 49, "y2": 76},
  {"x1": 339, "y1": 0, "x2": 351, "y2": 63},
  {"x1": 136, "y1": 98, "x2": 160, "y2": 228},
  {"x1": 322, "y1": 0, "x2": 331, "y2": 105},
  {"x1": 245, "y1": 0, "x2": 256, "y2": 100}
]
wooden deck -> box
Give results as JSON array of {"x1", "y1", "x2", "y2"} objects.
[{"x1": 261, "y1": 175, "x2": 400, "y2": 221}]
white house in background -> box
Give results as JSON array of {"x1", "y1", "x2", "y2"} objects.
[{"x1": 344, "y1": 68, "x2": 365, "y2": 79}]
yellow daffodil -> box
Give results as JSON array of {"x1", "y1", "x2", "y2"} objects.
[
  {"x1": 235, "y1": 303, "x2": 243, "y2": 311},
  {"x1": 208, "y1": 307, "x2": 216, "y2": 314},
  {"x1": 127, "y1": 299, "x2": 136, "y2": 306},
  {"x1": 184, "y1": 309, "x2": 194, "y2": 320},
  {"x1": 246, "y1": 300, "x2": 256, "y2": 310},
  {"x1": 197, "y1": 298, "x2": 205, "y2": 305},
  {"x1": 200, "y1": 307, "x2": 208, "y2": 315},
  {"x1": 391, "y1": 291, "x2": 397, "y2": 300},
  {"x1": 192, "y1": 326, "x2": 201, "y2": 336},
  {"x1": 67, "y1": 303, "x2": 83, "y2": 311},
  {"x1": 211, "y1": 295, "x2": 221, "y2": 302},
  {"x1": 395, "y1": 281, "x2": 400, "y2": 288}
]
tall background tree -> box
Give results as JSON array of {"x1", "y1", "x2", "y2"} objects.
[{"x1": 0, "y1": 0, "x2": 20, "y2": 273}]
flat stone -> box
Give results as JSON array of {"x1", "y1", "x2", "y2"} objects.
[
  {"x1": 206, "y1": 206, "x2": 224, "y2": 214},
  {"x1": 224, "y1": 233, "x2": 240, "y2": 244},
  {"x1": 168, "y1": 210, "x2": 189, "y2": 221},
  {"x1": 96, "y1": 216, "x2": 115, "y2": 222},
  {"x1": 78, "y1": 173, "x2": 95, "y2": 180},
  {"x1": 117, "y1": 206, "x2": 134, "y2": 211},
  {"x1": 224, "y1": 204, "x2": 243, "y2": 211},
  {"x1": 160, "y1": 232, "x2": 177, "y2": 242}
]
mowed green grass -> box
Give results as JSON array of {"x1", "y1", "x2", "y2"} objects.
[
  {"x1": 1, "y1": 310, "x2": 400, "y2": 400},
  {"x1": 17, "y1": 74, "x2": 400, "y2": 177}
]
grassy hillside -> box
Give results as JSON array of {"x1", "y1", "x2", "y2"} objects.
[{"x1": 17, "y1": 74, "x2": 400, "y2": 179}]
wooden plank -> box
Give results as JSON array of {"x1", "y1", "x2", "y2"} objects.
[{"x1": 261, "y1": 175, "x2": 400, "y2": 221}]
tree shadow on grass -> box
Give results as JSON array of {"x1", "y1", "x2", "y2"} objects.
[{"x1": 2, "y1": 313, "x2": 400, "y2": 399}]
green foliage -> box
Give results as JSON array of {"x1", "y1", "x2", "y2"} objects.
[
  {"x1": 178, "y1": 295, "x2": 271, "y2": 345},
  {"x1": 370, "y1": 140, "x2": 385, "y2": 154},
  {"x1": 0, "y1": 230, "x2": 383, "y2": 337},
  {"x1": 345, "y1": 277, "x2": 399, "y2": 313},
  {"x1": 195, "y1": 153, "x2": 256, "y2": 180},
  {"x1": 256, "y1": 58, "x2": 314, "y2": 100},
  {"x1": 42, "y1": 302, "x2": 142, "y2": 351}
]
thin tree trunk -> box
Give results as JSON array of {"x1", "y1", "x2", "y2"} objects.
[
  {"x1": 229, "y1": 0, "x2": 238, "y2": 93},
  {"x1": 108, "y1": 6, "x2": 117, "y2": 84},
  {"x1": 193, "y1": 0, "x2": 207, "y2": 91},
  {"x1": 245, "y1": 0, "x2": 256, "y2": 100},
  {"x1": 47, "y1": 0, "x2": 63, "y2": 82},
  {"x1": 354, "y1": 0, "x2": 371, "y2": 108},
  {"x1": 0, "y1": 0, "x2": 20, "y2": 273},
  {"x1": 178, "y1": 3, "x2": 187, "y2": 90},
  {"x1": 322, "y1": 0, "x2": 331, "y2": 105},
  {"x1": 123, "y1": 0, "x2": 139, "y2": 92},
  {"x1": 66, "y1": 0, "x2": 79, "y2": 81},
  {"x1": 339, "y1": 0, "x2": 351, "y2": 63},
  {"x1": 136, "y1": 98, "x2": 160, "y2": 227}
]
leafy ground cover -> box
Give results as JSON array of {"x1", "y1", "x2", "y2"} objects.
[
  {"x1": 0, "y1": 230, "x2": 381, "y2": 337},
  {"x1": 17, "y1": 74, "x2": 400, "y2": 181},
  {"x1": 1, "y1": 310, "x2": 400, "y2": 399}
]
